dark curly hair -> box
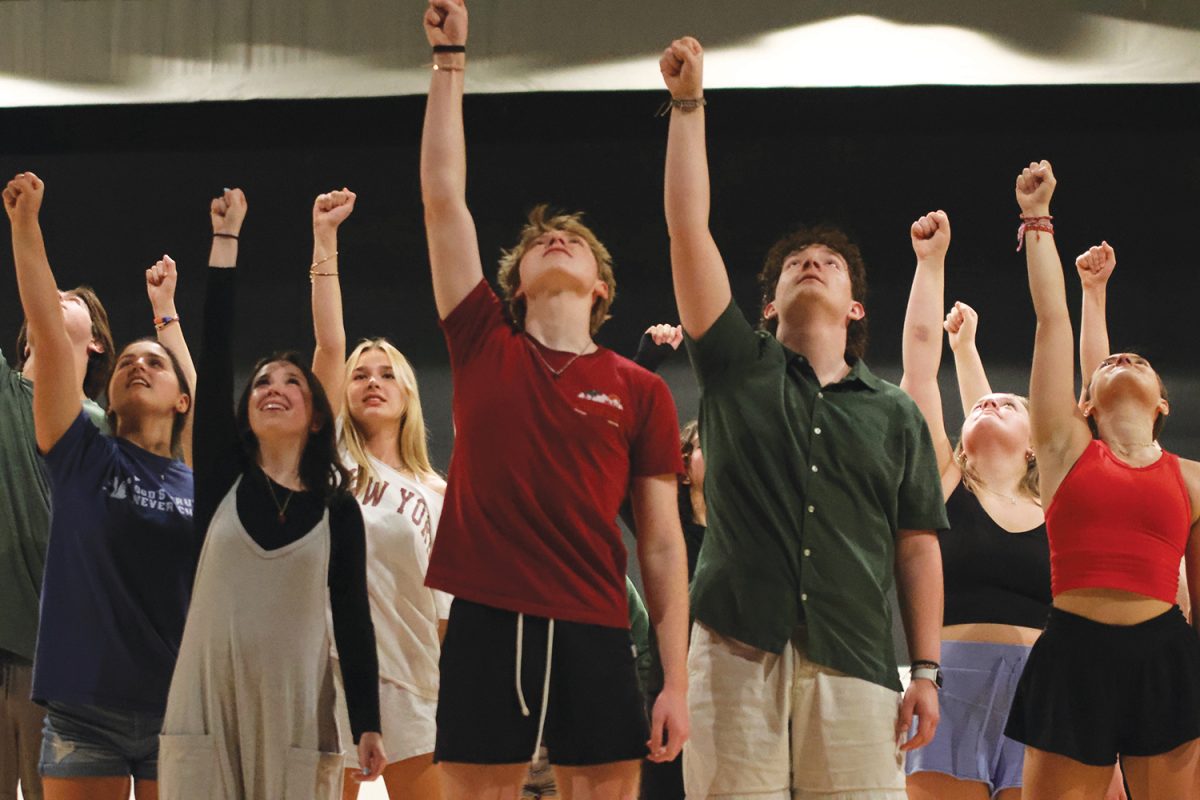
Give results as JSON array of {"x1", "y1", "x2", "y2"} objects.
[
  {"x1": 235, "y1": 351, "x2": 351, "y2": 503},
  {"x1": 756, "y1": 225, "x2": 869, "y2": 361}
]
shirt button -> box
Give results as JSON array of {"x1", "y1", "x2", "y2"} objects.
[
  {"x1": 807, "y1": 505, "x2": 815, "y2": 513},
  {"x1": 801, "y1": 593, "x2": 808, "y2": 602},
  {"x1": 803, "y1": 548, "x2": 811, "y2": 557},
  {"x1": 811, "y1": 465, "x2": 819, "y2": 472},
  {"x1": 814, "y1": 427, "x2": 822, "y2": 435},
  {"x1": 816, "y1": 392, "x2": 824, "y2": 399}
]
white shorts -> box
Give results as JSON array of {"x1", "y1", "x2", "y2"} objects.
[
  {"x1": 334, "y1": 669, "x2": 437, "y2": 768},
  {"x1": 684, "y1": 623, "x2": 905, "y2": 800}
]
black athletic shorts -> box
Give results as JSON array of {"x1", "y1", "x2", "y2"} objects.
[
  {"x1": 1005, "y1": 606, "x2": 1200, "y2": 765},
  {"x1": 435, "y1": 598, "x2": 649, "y2": 766}
]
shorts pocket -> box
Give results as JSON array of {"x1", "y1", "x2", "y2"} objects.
[
  {"x1": 158, "y1": 734, "x2": 216, "y2": 800},
  {"x1": 283, "y1": 746, "x2": 345, "y2": 800}
]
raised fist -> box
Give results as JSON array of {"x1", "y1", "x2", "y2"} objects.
[
  {"x1": 645, "y1": 323, "x2": 684, "y2": 350},
  {"x1": 313, "y1": 188, "x2": 357, "y2": 232},
  {"x1": 2, "y1": 172, "x2": 45, "y2": 224},
  {"x1": 146, "y1": 255, "x2": 179, "y2": 314},
  {"x1": 944, "y1": 300, "x2": 979, "y2": 353},
  {"x1": 424, "y1": 0, "x2": 467, "y2": 47},
  {"x1": 1015, "y1": 160, "x2": 1055, "y2": 215},
  {"x1": 211, "y1": 188, "x2": 248, "y2": 236},
  {"x1": 1075, "y1": 241, "x2": 1115, "y2": 292},
  {"x1": 660, "y1": 37, "x2": 704, "y2": 100},
  {"x1": 910, "y1": 210, "x2": 951, "y2": 261}
]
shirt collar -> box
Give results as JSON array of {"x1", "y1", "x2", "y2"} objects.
[{"x1": 785, "y1": 349, "x2": 880, "y2": 392}]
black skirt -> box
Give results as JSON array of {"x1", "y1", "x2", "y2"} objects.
[{"x1": 1005, "y1": 606, "x2": 1200, "y2": 766}]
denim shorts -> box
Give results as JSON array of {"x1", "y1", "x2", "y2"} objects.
[
  {"x1": 39, "y1": 701, "x2": 163, "y2": 780},
  {"x1": 904, "y1": 640, "x2": 1030, "y2": 798}
]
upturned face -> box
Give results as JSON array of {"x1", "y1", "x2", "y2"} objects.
[
  {"x1": 107, "y1": 341, "x2": 188, "y2": 425},
  {"x1": 346, "y1": 348, "x2": 406, "y2": 433},
  {"x1": 960, "y1": 393, "x2": 1032, "y2": 457},
  {"x1": 247, "y1": 360, "x2": 316, "y2": 441},
  {"x1": 1087, "y1": 353, "x2": 1162, "y2": 403},
  {"x1": 764, "y1": 245, "x2": 862, "y2": 329},
  {"x1": 60, "y1": 290, "x2": 97, "y2": 348},
  {"x1": 516, "y1": 229, "x2": 607, "y2": 305}
]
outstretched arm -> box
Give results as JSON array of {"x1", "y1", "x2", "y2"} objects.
[
  {"x1": 3, "y1": 173, "x2": 82, "y2": 453},
  {"x1": 310, "y1": 188, "x2": 356, "y2": 417},
  {"x1": 1076, "y1": 241, "x2": 1116, "y2": 401},
  {"x1": 421, "y1": 0, "x2": 484, "y2": 319},
  {"x1": 192, "y1": 188, "x2": 248, "y2": 539},
  {"x1": 661, "y1": 37, "x2": 730, "y2": 339},
  {"x1": 1017, "y1": 161, "x2": 1091, "y2": 492},
  {"x1": 899, "y1": 211, "x2": 954, "y2": 480},
  {"x1": 945, "y1": 301, "x2": 993, "y2": 416},
  {"x1": 146, "y1": 255, "x2": 197, "y2": 465}
]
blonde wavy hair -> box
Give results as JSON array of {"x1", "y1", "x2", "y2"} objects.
[
  {"x1": 496, "y1": 205, "x2": 617, "y2": 336},
  {"x1": 339, "y1": 338, "x2": 438, "y2": 492},
  {"x1": 954, "y1": 394, "x2": 1041, "y2": 504}
]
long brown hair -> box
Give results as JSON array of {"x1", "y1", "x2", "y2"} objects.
[{"x1": 235, "y1": 351, "x2": 350, "y2": 503}]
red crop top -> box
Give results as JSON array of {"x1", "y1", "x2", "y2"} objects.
[{"x1": 1045, "y1": 439, "x2": 1192, "y2": 603}]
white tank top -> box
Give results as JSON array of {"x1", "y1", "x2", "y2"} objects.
[{"x1": 339, "y1": 452, "x2": 449, "y2": 699}]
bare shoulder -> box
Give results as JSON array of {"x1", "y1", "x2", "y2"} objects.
[
  {"x1": 423, "y1": 473, "x2": 448, "y2": 496},
  {"x1": 1177, "y1": 457, "x2": 1200, "y2": 523}
]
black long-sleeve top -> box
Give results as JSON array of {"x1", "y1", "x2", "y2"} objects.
[{"x1": 194, "y1": 266, "x2": 380, "y2": 741}]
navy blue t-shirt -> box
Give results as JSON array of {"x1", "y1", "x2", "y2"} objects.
[{"x1": 33, "y1": 412, "x2": 196, "y2": 714}]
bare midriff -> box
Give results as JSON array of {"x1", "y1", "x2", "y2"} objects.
[
  {"x1": 942, "y1": 623, "x2": 1042, "y2": 647},
  {"x1": 1054, "y1": 587, "x2": 1173, "y2": 625}
]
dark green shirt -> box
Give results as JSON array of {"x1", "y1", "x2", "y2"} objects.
[
  {"x1": 0, "y1": 348, "x2": 106, "y2": 662},
  {"x1": 686, "y1": 302, "x2": 948, "y2": 691}
]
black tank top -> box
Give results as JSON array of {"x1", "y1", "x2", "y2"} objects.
[{"x1": 940, "y1": 482, "x2": 1052, "y2": 629}]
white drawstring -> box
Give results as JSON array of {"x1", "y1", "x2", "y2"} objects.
[
  {"x1": 531, "y1": 619, "x2": 554, "y2": 763},
  {"x1": 514, "y1": 613, "x2": 556, "y2": 764},
  {"x1": 515, "y1": 613, "x2": 530, "y2": 717}
]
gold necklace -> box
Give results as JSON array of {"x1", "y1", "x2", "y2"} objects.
[
  {"x1": 261, "y1": 468, "x2": 296, "y2": 524},
  {"x1": 524, "y1": 334, "x2": 594, "y2": 378}
]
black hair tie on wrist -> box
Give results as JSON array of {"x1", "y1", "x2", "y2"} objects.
[
  {"x1": 212, "y1": 232, "x2": 239, "y2": 240},
  {"x1": 432, "y1": 44, "x2": 466, "y2": 53}
]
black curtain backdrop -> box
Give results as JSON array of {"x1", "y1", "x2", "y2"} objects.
[{"x1": 2, "y1": 83, "x2": 1199, "y2": 474}]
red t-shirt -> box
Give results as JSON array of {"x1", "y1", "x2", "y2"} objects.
[{"x1": 426, "y1": 280, "x2": 684, "y2": 628}]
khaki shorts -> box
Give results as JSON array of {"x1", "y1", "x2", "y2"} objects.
[{"x1": 684, "y1": 623, "x2": 905, "y2": 800}]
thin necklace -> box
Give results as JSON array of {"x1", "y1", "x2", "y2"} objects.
[
  {"x1": 977, "y1": 484, "x2": 1019, "y2": 506},
  {"x1": 524, "y1": 333, "x2": 594, "y2": 378},
  {"x1": 1108, "y1": 440, "x2": 1161, "y2": 457},
  {"x1": 261, "y1": 468, "x2": 296, "y2": 524}
]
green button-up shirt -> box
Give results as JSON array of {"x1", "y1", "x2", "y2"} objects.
[{"x1": 686, "y1": 302, "x2": 948, "y2": 691}]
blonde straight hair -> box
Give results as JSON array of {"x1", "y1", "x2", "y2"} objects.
[{"x1": 339, "y1": 338, "x2": 438, "y2": 492}]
